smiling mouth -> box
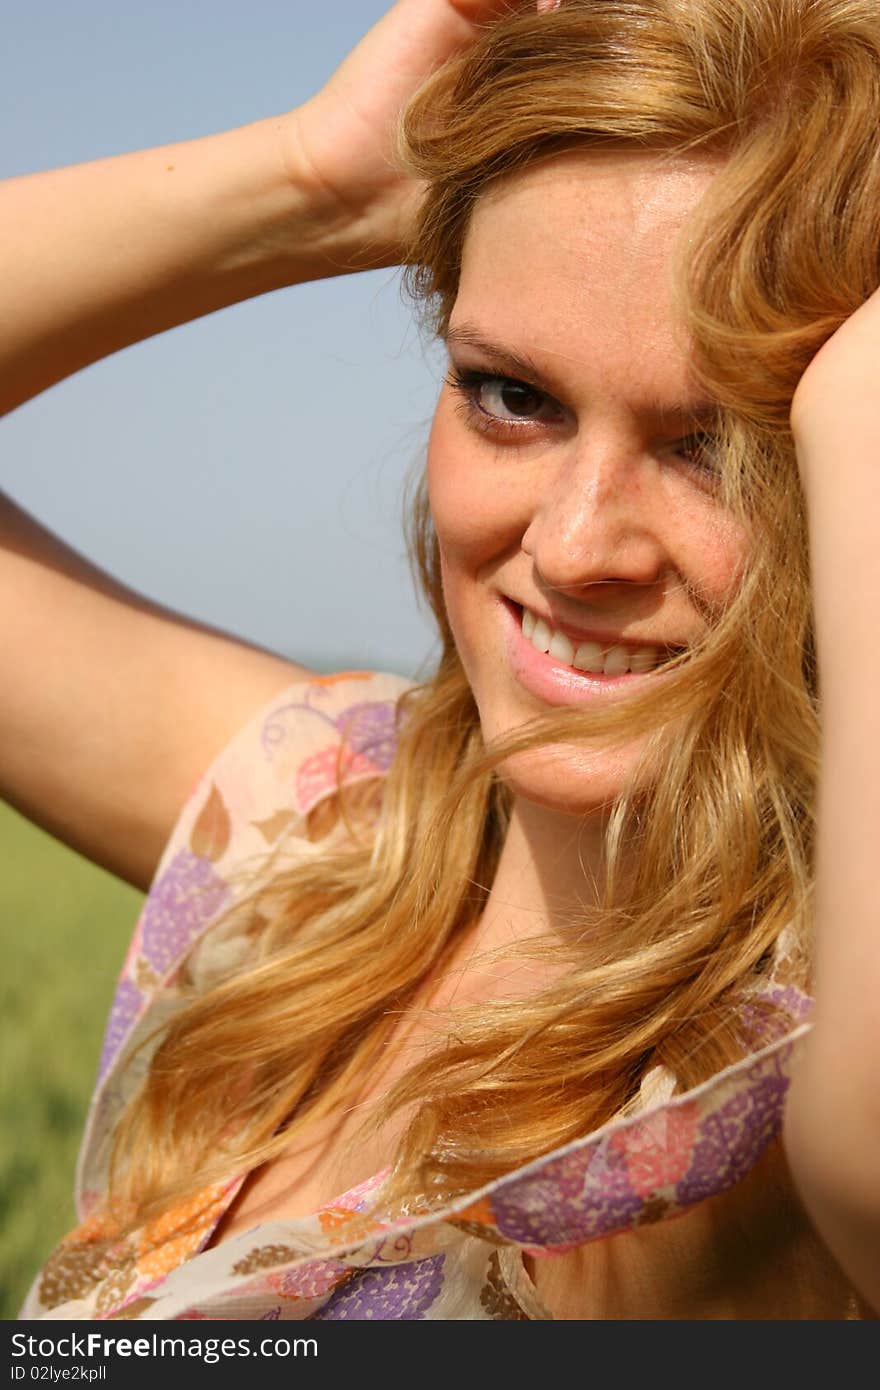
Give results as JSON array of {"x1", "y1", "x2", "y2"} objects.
[{"x1": 516, "y1": 603, "x2": 687, "y2": 675}]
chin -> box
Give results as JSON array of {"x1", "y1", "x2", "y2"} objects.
[{"x1": 491, "y1": 740, "x2": 648, "y2": 820}]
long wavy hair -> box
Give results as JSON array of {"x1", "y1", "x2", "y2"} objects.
[{"x1": 109, "y1": 0, "x2": 880, "y2": 1225}]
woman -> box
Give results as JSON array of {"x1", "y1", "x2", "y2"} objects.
[{"x1": 5, "y1": 0, "x2": 879, "y2": 1318}]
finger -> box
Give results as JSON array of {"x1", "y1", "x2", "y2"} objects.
[
  {"x1": 445, "y1": 2, "x2": 514, "y2": 17},
  {"x1": 446, "y1": 1, "x2": 554, "y2": 21}
]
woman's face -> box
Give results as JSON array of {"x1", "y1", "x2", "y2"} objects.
[{"x1": 427, "y1": 149, "x2": 747, "y2": 816}]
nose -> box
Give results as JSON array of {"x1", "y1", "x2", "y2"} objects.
[{"x1": 521, "y1": 434, "x2": 668, "y2": 597}]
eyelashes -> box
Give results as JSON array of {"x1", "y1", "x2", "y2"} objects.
[
  {"x1": 444, "y1": 365, "x2": 562, "y2": 437},
  {"x1": 671, "y1": 431, "x2": 721, "y2": 477},
  {"x1": 444, "y1": 363, "x2": 720, "y2": 478}
]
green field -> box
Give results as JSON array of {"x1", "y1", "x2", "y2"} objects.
[{"x1": 0, "y1": 802, "x2": 143, "y2": 1319}]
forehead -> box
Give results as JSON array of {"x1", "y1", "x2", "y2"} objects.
[{"x1": 455, "y1": 149, "x2": 718, "y2": 407}]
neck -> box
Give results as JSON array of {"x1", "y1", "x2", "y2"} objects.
[{"x1": 435, "y1": 798, "x2": 632, "y2": 1012}]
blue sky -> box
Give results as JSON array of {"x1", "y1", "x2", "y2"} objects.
[{"x1": 2, "y1": 1, "x2": 445, "y2": 678}]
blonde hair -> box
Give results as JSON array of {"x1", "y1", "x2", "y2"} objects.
[{"x1": 110, "y1": 0, "x2": 880, "y2": 1224}]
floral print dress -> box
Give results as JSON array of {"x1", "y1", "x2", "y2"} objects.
[{"x1": 19, "y1": 672, "x2": 864, "y2": 1320}]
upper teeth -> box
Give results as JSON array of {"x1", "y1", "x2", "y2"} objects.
[{"x1": 522, "y1": 606, "x2": 662, "y2": 675}]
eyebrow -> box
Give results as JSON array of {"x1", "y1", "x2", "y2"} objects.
[
  {"x1": 443, "y1": 320, "x2": 720, "y2": 429},
  {"x1": 444, "y1": 323, "x2": 552, "y2": 390}
]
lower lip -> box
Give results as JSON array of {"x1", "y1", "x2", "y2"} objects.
[{"x1": 500, "y1": 599, "x2": 667, "y2": 708}]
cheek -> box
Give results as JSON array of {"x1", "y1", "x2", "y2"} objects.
[
  {"x1": 661, "y1": 475, "x2": 749, "y2": 611},
  {"x1": 682, "y1": 508, "x2": 750, "y2": 610},
  {"x1": 427, "y1": 393, "x2": 524, "y2": 577}
]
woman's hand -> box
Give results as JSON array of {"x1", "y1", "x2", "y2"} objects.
[
  {"x1": 0, "y1": 3, "x2": 559, "y2": 415},
  {"x1": 286, "y1": 1, "x2": 551, "y2": 270}
]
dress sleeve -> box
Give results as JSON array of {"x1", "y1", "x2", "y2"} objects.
[{"x1": 74, "y1": 669, "x2": 412, "y2": 1219}]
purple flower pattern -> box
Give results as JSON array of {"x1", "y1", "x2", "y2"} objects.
[
  {"x1": 335, "y1": 701, "x2": 399, "y2": 771},
  {"x1": 312, "y1": 1256, "x2": 446, "y2": 1320},
  {"x1": 491, "y1": 1052, "x2": 792, "y2": 1250},
  {"x1": 139, "y1": 849, "x2": 231, "y2": 976},
  {"x1": 492, "y1": 1133, "x2": 643, "y2": 1247},
  {"x1": 675, "y1": 1057, "x2": 788, "y2": 1206},
  {"x1": 97, "y1": 978, "x2": 144, "y2": 1083}
]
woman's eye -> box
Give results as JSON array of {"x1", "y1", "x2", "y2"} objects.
[
  {"x1": 675, "y1": 431, "x2": 720, "y2": 477},
  {"x1": 446, "y1": 367, "x2": 562, "y2": 429},
  {"x1": 476, "y1": 378, "x2": 550, "y2": 422}
]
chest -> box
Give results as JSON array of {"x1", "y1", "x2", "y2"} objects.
[
  {"x1": 205, "y1": 1012, "x2": 428, "y2": 1247},
  {"x1": 207, "y1": 943, "x2": 530, "y2": 1246},
  {"x1": 206, "y1": 1113, "x2": 397, "y2": 1246},
  {"x1": 208, "y1": 1109, "x2": 853, "y2": 1320}
]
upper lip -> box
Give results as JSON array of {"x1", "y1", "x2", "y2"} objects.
[{"x1": 511, "y1": 599, "x2": 689, "y2": 652}]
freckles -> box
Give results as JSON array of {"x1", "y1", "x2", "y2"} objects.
[
  {"x1": 671, "y1": 491, "x2": 749, "y2": 602},
  {"x1": 428, "y1": 411, "x2": 521, "y2": 557},
  {"x1": 703, "y1": 517, "x2": 750, "y2": 595}
]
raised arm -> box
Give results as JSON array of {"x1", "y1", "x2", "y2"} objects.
[
  {"x1": 0, "y1": 117, "x2": 335, "y2": 418},
  {"x1": 0, "y1": 1, "x2": 521, "y2": 892},
  {"x1": 0, "y1": 0, "x2": 517, "y2": 415},
  {"x1": 783, "y1": 289, "x2": 880, "y2": 1314}
]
